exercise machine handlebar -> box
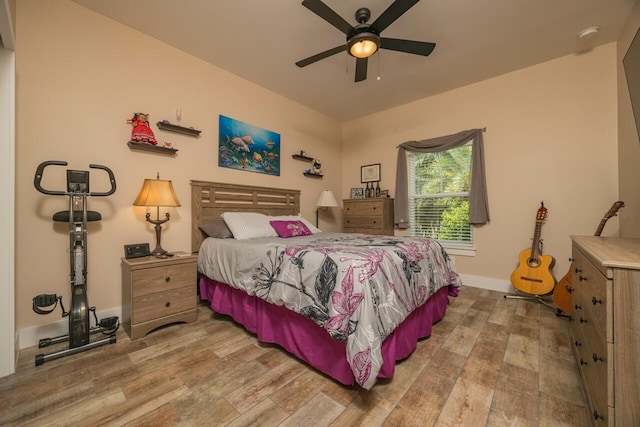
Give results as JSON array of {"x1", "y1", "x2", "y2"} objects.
[
  {"x1": 88, "y1": 164, "x2": 117, "y2": 197},
  {"x1": 33, "y1": 161, "x2": 116, "y2": 197}
]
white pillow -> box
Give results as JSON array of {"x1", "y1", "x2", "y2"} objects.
[
  {"x1": 269, "y1": 214, "x2": 321, "y2": 234},
  {"x1": 221, "y1": 212, "x2": 277, "y2": 240}
]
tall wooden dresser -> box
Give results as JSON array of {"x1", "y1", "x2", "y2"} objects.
[
  {"x1": 569, "y1": 236, "x2": 640, "y2": 426},
  {"x1": 342, "y1": 198, "x2": 394, "y2": 235}
]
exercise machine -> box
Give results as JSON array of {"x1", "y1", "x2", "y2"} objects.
[{"x1": 32, "y1": 161, "x2": 119, "y2": 366}]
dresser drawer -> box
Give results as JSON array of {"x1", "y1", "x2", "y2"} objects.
[
  {"x1": 132, "y1": 285, "x2": 196, "y2": 324},
  {"x1": 343, "y1": 201, "x2": 384, "y2": 216},
  {"x1": 344, "y1": 216, "x2": 384, "y2": 230},
  {"x1": 131, "y1": 263, "x2": 196, "y2": 297},
  {"x1": 574, "y1": 257, "x2": 607, "y2": 338}
]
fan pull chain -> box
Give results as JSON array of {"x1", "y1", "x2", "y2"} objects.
[{"x1": 377, "y1": 51, "x2": 381, "y2": 80}]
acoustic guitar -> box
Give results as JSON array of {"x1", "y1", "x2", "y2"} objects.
[
  {"x1": 552, "y1": 201, "x2": 625, "y2": 314},
  {"x1": 510, "y1": 202, "x2": 556, "y2": 296}
]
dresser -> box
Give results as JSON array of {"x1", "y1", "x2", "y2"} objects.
[
  {"x1": 121, "y1": 254, "x2": 198, "y2": 340},
  {"x1": 342, "y1": 198, "x2": 394, "y2": 235},
  {"x1": 569, "y1": 236, "x2": 640, "y2": 426}
]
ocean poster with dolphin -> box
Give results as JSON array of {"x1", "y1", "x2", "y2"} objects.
[{"x1": 218, "y1": 115, "x2": 281, "y2": 176}]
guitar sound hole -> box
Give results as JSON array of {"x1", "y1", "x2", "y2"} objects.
[{"x1": 527, "y1": 258, "x2": 541, "y2": 268}]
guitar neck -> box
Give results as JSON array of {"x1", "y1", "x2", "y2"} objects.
[
  {"x1": 594, "y1": 219, "x2": 607, "y2": 237},
  {"x1": 531, "y1": 221, "x2": 543, "y2": 258}
]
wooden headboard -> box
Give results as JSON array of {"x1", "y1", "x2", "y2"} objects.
[{"x1": 190, "y1": 180, "x2": 301, "y2": 252}]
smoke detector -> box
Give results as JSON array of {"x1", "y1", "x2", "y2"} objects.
[{"x1": 578, "y1": 27, "x2": 599, "y2": 40}]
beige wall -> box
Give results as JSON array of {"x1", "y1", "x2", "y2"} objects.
[
  {"x1": 618, "y1": 1, "x2": 640, "y2": 238},
  {"x1": 15, "y1": 0, "x2": 343, "y2": 336},
  {"x1": 15, "y1": 0, "x2": 625, "y2": 342},
  {"x1": 342, "y1": 44, "x2": 619, "y2": 284}
]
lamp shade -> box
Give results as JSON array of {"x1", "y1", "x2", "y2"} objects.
[
  {"x1": 316, "y1": 190, "x2": 338, "y2": 208},
  {"x1": 133, "y1": 178, "x2": 181, "y2": 207}
]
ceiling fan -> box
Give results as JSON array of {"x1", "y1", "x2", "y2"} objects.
[{"x1": 295, "y1": 0, "x2": 436, "y2": 82}]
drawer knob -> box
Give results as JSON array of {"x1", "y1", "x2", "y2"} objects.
[
  {"x1": 372, "y1": 207, "x2": 376, "y2": 210},
  {"x1": 165, "y1": 276, "x2": 171, "y2": 282},
  {"x1": 565, "y1": 285, "x2": 574, "y2": 293},
  {"x1": 579, "y1": 275, "x2": 587, "y2": 282},
  {"x1": 574, "y1": 340, "x2": 582, "y2": 347},
  {"x1": 580, "y1": 358, "x2": 588, "y2": 366},
  {"x1": 592, "y1": 353, "x2": 604, "y2": 362},
  {"x1": 579, "y1": 317, "x2": 588, "y2": 324},
  {"x1": 591, "y1": 296, "x2": 603, "y2": 305},
  {"x1": 574, "y1": 303, "x2": 582, "y2": 310},
  {"x1": 574, "y1": 267, "x2": 581, "y2": 274},
  {"x1": 593, "y1": 411, "x2": 603, "y2": 421},
  {"x1": 165, "y1": 301, "x2": 171, "y2": 308}
]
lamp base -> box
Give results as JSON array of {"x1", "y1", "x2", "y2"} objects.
[
  {"x1": 151, "y1": 246, "x2": 173, "y2": 258},
  {"x1": 147, "y1": 212, "x2": 173, "y2": 258}
]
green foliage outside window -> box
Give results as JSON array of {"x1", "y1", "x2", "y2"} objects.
[{"x1": 411, "y1": 145, "x2": 472, "y2": 243}]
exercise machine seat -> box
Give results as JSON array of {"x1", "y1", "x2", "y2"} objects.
[{"x1": 52, "y1": 210, "x2": 102, "y2": 222}]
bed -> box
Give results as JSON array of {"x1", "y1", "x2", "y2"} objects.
[{"x1": 192, "y1": 180, "x2": 462, "y2": 389}]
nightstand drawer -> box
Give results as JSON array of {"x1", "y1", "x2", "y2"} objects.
[
  {"x1": 131, "y1": 263, "x2": 196, "y2": 297},
  {"x1": 132, "y1": 285, "x2": 195, "y2": 324}
]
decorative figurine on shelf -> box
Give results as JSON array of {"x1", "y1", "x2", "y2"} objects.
[
  {"x1": 312, "y1": 158, "x2": 322, "y2": 175},
  {"x1": 127, "y1": 112, "x2": 157, "y2": 145},
  {"x1": 300, "y1": 150, "x2": 307, "y2": 157}
]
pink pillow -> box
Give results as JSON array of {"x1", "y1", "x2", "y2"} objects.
[{"x1": 269, "y1": 220, "x2": 312, "y2": 238}]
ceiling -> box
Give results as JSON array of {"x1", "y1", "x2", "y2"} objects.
[{"x1": 71, "y1": 0, "x2": 635, "y2": 122}]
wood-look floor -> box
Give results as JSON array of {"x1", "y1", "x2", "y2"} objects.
[{"x1": 0, "y1": 286, "x2": 588, "y2": 426}]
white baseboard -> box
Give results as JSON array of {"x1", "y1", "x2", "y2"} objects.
[
  {"x1": 19, "y1": 307, "x2": 122, "y2": 350},
  {"x1": 458, "y1": 273, "x2": 513, "y2": 293}
]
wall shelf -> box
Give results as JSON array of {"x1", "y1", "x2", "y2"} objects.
[
  {"x1": 303, "y1": 172, "x2": 323, "y2": 178},
  {"x1": 127, "y1": 141, "x2": 177, "y2": 155},
  {"x1": 156, "y1": 122, "x2": 201, "y2": 137},
  {"x1": 292, "y1": 154, "x2": 313, "y2": 162}
]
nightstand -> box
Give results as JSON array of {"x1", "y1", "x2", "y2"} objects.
[{"x1": 121, "y1": 253, "x2": 198, "y2": 340}]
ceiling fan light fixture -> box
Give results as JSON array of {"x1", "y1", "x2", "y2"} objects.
[{"x1": 348, "y1": 32, "x2": 380, "y2": 58}]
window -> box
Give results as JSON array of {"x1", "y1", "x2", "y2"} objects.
[{"x1": 408, "y1": 144, "x2": 475, "y2": 255}]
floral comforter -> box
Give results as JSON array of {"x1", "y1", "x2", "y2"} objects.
[{"x1": 197, "y1": 232, "x2": 462, "y2": 389}]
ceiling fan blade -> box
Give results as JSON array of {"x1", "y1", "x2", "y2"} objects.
[
  {"x1": 369, "y1": 0, "x2": 421, "y2": 33},
  {"x1": 355, "y1": 57, "x2": 368, "y2": 82},
  {"x1": 302, "y1": 0, "x2": 354, "y2": 36},
  {"x1": 296, "y1": 45, "x2": 346, "y2": 68},
  {"x1": 380, "y1": 38, "x2": 436, "y2": 56}
]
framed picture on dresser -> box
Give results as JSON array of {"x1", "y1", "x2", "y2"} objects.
[{"x1": 350, "y1": 187, "x2": 364, "y2": 199}]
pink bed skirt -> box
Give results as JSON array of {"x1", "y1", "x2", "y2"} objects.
[{"x1": 199, "y1": 275, "x2": 454, "y2": 386}]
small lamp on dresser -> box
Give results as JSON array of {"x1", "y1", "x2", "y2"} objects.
[
  {"x1": 316, "y1": 190, "x2": 338, "y2": 228},
  {"x1": 133, "y1": 173, "x2": 181, "y2": 257}
]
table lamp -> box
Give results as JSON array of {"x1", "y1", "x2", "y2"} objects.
[
  {"x1": 133, "y1": 173, "x2": 181, "y2": 257},
  {"x1": 316, "y1": 190, "x2": 338, "y2": 228}
]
